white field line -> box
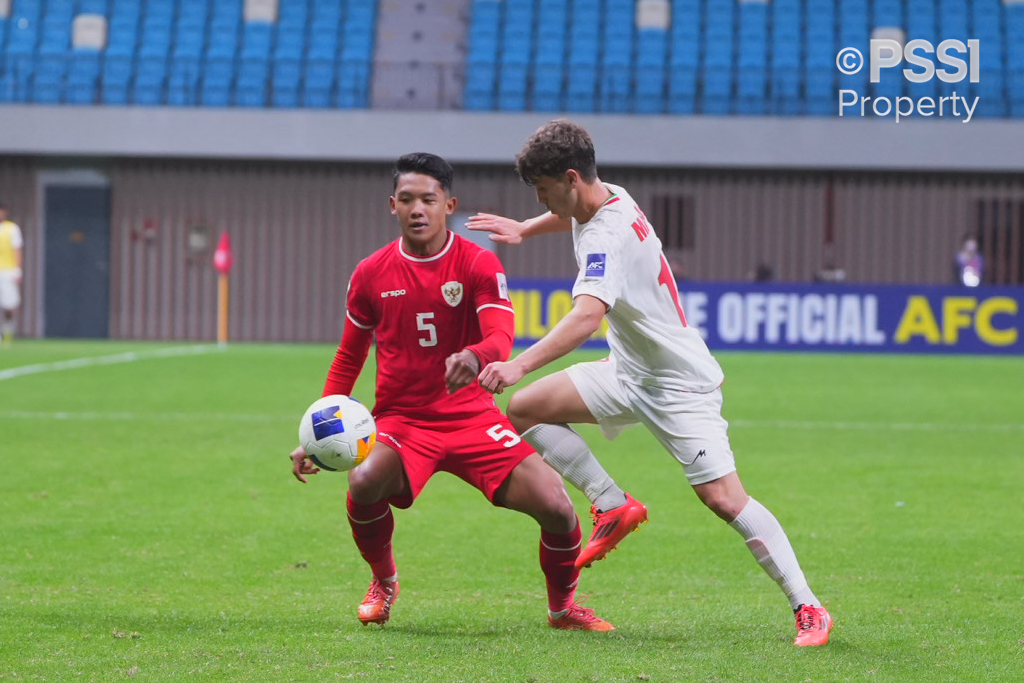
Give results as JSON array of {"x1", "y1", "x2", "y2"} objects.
[
  {"x1": 0, "y1": 344, "x2": 223, "y2": 382},
  {"x1": 729, "y1": 419, "x2": 1024, "y2": 433},
  {"x1": 0, "y1": 410, "x2": 284, "y2": 422}
]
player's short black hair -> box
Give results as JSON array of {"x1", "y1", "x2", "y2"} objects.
[
  {"x1": 514, "y1": 119, "x2": 598, "y2": 186},
  {"x1": 393, "y1": 153, "x2": 454, "y2": 194}
]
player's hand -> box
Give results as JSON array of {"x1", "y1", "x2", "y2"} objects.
[
  {"x1": 465, "y1": 213, "x2": 525, "y2": 245},
  {"x1": 289, "y1": 444, "x2": 320, "y2": 483},
  {"x1": 445, "y1": 349, "x2": 480, "y2": 394},
  {"x1": 478, "y1": 360, "x2": 526, "y2": 395}
]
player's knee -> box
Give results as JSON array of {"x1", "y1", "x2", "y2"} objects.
[
  {"x1": 534, "y1": 476, "x2": 577, "y2": 533},
  {"x1": 697, "y1": 488, "x2": 747, "y2": 522},
  {"x1": 506, "y1": 390, "x2": 540, "y2": 432},
  {"x1": 538, "y1": 493, "x2": 577, "y2": 534},
  {"x1": 346, "y1": 465, "x2": 389, "y2": 505}
]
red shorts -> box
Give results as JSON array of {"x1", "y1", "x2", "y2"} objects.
[{"x1": 374, "y1": 411, "x2": 534, "y2": 509}]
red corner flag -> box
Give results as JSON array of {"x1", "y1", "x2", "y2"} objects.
[
  {"x1": 214, "y1": 231, "x2": 232, "y2": 344},
  {"x1": 213, "y1": 231, "x2": 233, "y2": 274}
]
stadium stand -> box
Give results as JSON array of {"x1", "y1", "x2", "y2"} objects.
[
  {"x1": 0, "y1": 0, "x2": 377, "y2": 107},
  {"x1": 0, "y1": 0, "x2": 1019, "y2": 117}
]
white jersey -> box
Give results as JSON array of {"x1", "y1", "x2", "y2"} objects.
[{"x1": 571, "y1": 183, "x2": 724, "y2": 393}]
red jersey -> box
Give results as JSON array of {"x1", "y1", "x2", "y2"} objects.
[{"x1": 345, "y1": 232, "x2": 514, "y2": 420}]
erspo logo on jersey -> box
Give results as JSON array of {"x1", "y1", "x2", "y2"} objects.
[{"x1": 585, "y1": 253, "x2": 606, "y2": 277}]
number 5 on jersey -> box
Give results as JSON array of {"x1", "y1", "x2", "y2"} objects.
[
  {"x1": 417, "y1": 312, "x2": 437, "y2": 347},
  {"x1": 487, "y1": 424, "x2": 521, "y2": 448}
]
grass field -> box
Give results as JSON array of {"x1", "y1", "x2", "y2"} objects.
[{"x1": 1, "y1": 340, "x2": 1022, "y2": 682}]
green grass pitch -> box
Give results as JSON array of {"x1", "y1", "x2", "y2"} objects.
[{"x1": 1, "y1": 340, "x2": 1022, "y2": 682}]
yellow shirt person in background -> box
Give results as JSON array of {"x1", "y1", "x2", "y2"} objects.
[{"x1": 0, "y1": 204, "x2": 24, "y2": 344}]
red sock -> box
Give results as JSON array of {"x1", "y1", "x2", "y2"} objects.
[
  {"x1": 346, "y1": 492, "x2": 396, "y2": 580},
  {"x1": 539, "y1": 517, "x2": 582, "y2": 613}
]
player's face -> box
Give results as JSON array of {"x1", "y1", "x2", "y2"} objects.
[
  {"x1": 531, "y1": 173, "x2": 576, "y2": 220},
  {"x1": 390, "y1": 172, "x2": 457, "y2": 256}
]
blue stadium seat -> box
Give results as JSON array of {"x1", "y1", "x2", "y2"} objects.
[
  {"x1": 241, "y1": 22, "x2": 273, "y2": 61},
  {"x1": 667, "y1": 67, "x2": 697, "y2": 114},
  {"x1": 599, "y1": 68, "x2": 630, "y2": 113},
  {"x1": 498, "y1": 62, "x2": 528, "y2": 111},
  {"x1": 337, "y1": 60, "x2": 371, "y2": 108},
  {"x1": 65, "y1": 49, "x2": 101, "y2": 104},
  {"x1": 302, "y1": 56, "x2": 335, "y2": 109},
  {"x1": 271, "y1": 84, "x2": 300, "y2": 108},
  {"x1": 635, "y1": 29, "x2": 667, "y2": 114},
  {"x1": 532, "y1": 66, "x2": 563, "y2": 112}
]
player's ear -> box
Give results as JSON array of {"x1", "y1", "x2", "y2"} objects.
[
  {"x1": 446, "y1": 195, "x2": 458, "y2": 214},
  {"x1": 565, "y1": 169, "x2": 580, "y2": 187},
  {"x1": 389, "y1": 195, "x2": 397, "y2": 215}
]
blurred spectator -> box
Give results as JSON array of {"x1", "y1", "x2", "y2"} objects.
[
  {"x1": 0, "y1": 204, "x2": 24, "y2": 345},
  {"x1": 954, "y1": 234, "x2": 983, "y2": 287},
  {"x1": 749, "y1": 261, "x2": 774, "y2": 282},
  {"x1": 814, "y1": 260, "x2": 846, "y2": 283}
]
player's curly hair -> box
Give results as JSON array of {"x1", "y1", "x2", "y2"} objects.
[
  {"x1": 393, "y1": 152, "x2": 454, "y2": 194},
  {"x1": 514, "y1": 119, "x2": 598, "y2": 186}
]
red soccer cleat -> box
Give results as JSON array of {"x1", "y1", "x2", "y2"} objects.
[
  {"x1": 548, "y1": 603, "x2": 615, "y2": 632},
  {"x1": 357, "y1": 577, "x2": 399, "y2": 625},
  {"x1": 575, "y1": 493, "x2": 648, "y2": 569},
  {"x1": 793, "y1": 604, "x2": 832, "y2": 646}
]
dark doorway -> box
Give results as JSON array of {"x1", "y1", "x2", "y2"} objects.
[{"x1": 44, "y1": 185, "x2": 111, "y2": 338}]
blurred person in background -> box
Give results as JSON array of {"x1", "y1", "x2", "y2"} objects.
[
  {"x1": 0, "y1": 204, "x2": 24, "y2": 345},
  {"x1": 469, "y1": 119, "x2": 832, "y2": 646},
  {"x1": 954, "y1": 233, "x2": 983, "y2": 287}
]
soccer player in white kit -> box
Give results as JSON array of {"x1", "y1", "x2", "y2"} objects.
[{"x1": 470, "y1": 119, "x2": 832, "y2": 646}]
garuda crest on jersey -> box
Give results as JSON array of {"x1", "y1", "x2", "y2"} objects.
[{"x1": 441, "y1": 281, "x2": 463, "y2": 307}]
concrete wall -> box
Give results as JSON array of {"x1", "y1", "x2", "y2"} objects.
[{"x1": 1, "y1": 106, "x2": 1022, "y2": 171}]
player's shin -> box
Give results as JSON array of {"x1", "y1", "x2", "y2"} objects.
[
  {"x1": 728, "y1": 497, "x2": 819, "y2": 610},
  {"x1": 539, "y1": 521, "x2": 582, "y2": 614},
  {"x1": 522, "y1": 423, "x2": 626, "y2": 512},
  {"x1": 346, "y1": 492, "x2": 397, "y2": 580}
]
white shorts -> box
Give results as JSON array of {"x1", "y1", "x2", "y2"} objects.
[
  {"x1": 0, "y1": 271, "x2": 20, "y2": 311},
  {"x1": 565, "y1": 356, "x2": 736, "y2": 486}
]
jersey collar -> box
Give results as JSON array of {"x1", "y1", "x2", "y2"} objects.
[{"x1": 397, "y1": 230, "x2": 454, "y2": 262}]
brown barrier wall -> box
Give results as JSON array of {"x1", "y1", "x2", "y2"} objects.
[{"x1": 2, "y1": 157, "x2": 1021, "y2": 341}]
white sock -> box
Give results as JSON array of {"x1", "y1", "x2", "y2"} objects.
[
  {"x1": 729, "y1": 497, "x2": 819, "y2": 610},
  {"x1": 522, "y1": 423, "x2": 626, "y2": 511},
  {"x1": 0, "y1": 320, "x2": 12, "y2": 341}
]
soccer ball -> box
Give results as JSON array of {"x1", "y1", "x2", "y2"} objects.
[{"x1": 297, "y1": 395, "x2": 377, "y2": 472}]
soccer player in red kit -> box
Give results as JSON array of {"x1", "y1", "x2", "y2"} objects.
[{"x1": 289, "y1": 153, "x2": 613, "y2": 631}]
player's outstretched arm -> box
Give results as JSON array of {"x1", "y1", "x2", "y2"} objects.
[
  {"x1": 289, "y1": 445, "x2": 321, "y2": 483},
  {"x1": 466, "y1": 211, "x2": 571, "y2": 244},
  {"x1": 449, "y1": 307, "x2": 514, "y2": 393},
  {"x1": 479, "y1": 294, "x2": 605, "y2": 394}
]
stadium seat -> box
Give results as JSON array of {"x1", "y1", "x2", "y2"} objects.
[{"x1": 1, "y1": 0, "x2": 1021, "y2": 117}]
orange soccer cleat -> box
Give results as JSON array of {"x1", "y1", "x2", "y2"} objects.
[
  {"x1": 357, "y1": 577, "x2": 399, "y2": 626},
  {"x1": 548, "y1": 603, "x2": 616, "y2": 632},
  {"x1": 575, "y1": 493, "x2": 648, "y2": 569},
  {"x1": 793, "y1": 604, "x2": 832, "y2": 646}
]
